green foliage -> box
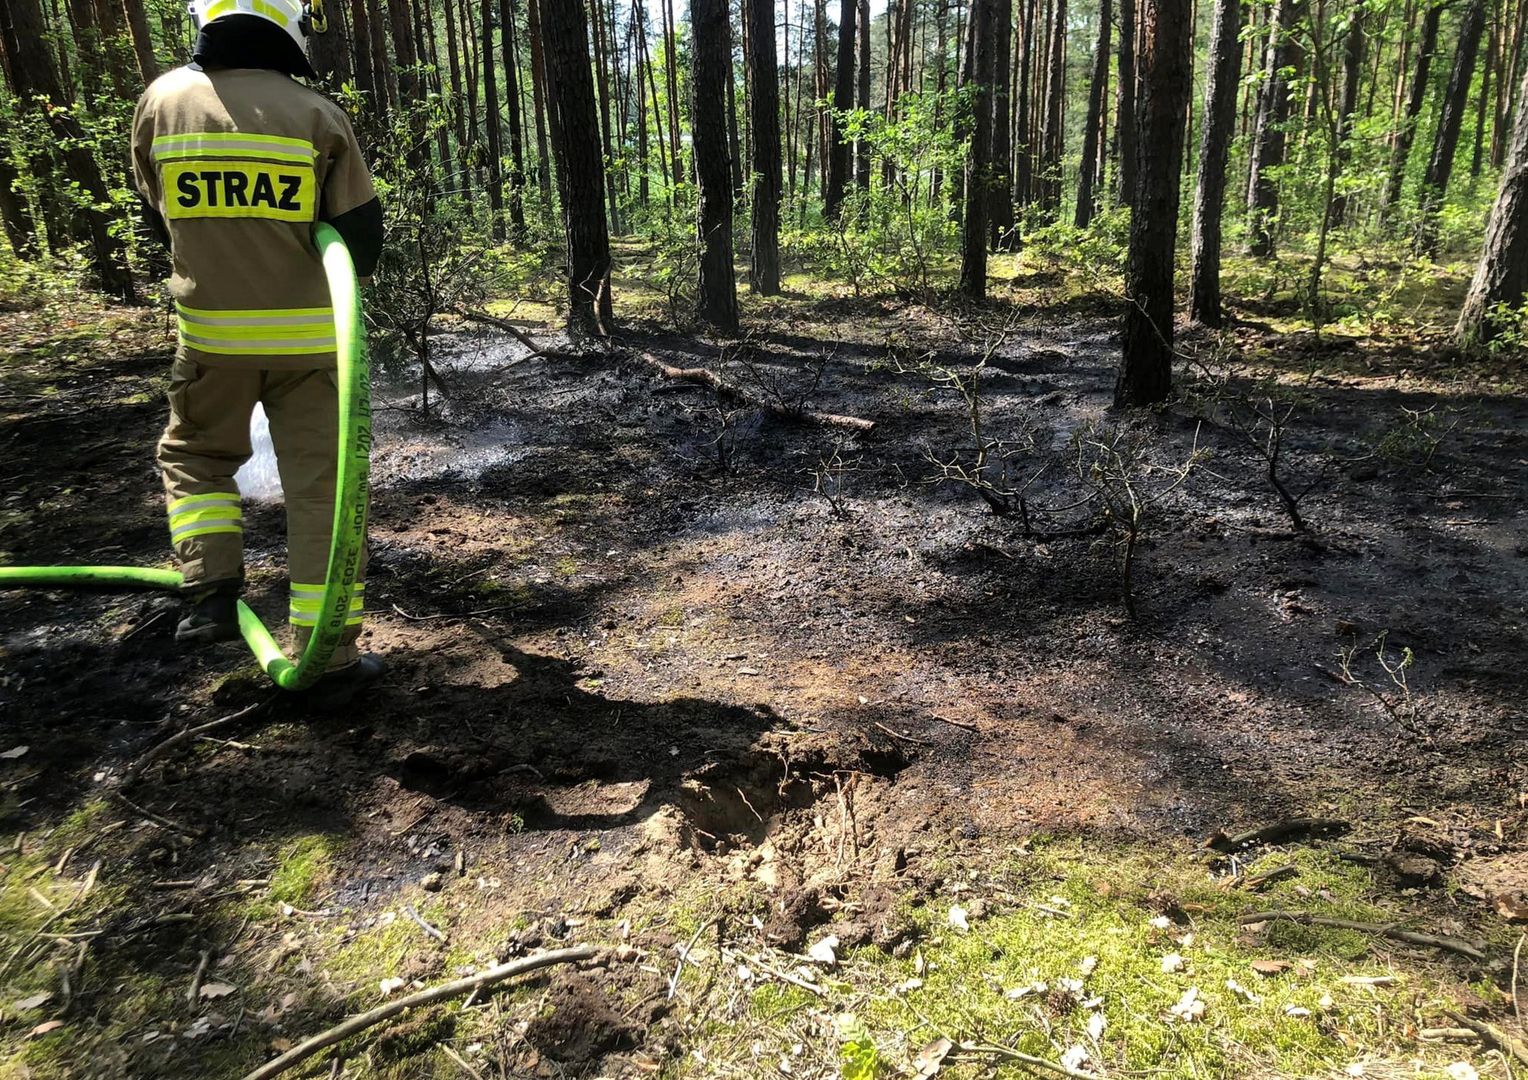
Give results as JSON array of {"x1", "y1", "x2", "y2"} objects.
[{"x1": 834, "y1": 1014, "x2": 883, "y2": 1080}]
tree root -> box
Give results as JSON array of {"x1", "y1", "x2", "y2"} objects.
[{"x1": 1238, "y1": 910, "x2": 1486, "y2": 961}]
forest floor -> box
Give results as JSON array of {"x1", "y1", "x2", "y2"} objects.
[{"x1": 2, "y1": 249, "x2": 1528, "y2": 1079}]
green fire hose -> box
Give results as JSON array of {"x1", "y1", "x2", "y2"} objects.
[{"x1": 0, "y1": 223, "x2": 370, "y2": 692}]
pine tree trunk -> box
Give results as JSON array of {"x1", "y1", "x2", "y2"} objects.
[
  {"x1": 481, "y1": 0, "x2": 506, "y2": 238},
  {"x1": 441, "y1": 0, "x2": 470, "y2": 191},
  {"x1": 1015, "y1": 0, "x2": 1036, "y2": 205},
  {"x1": 1417, "y1": 0, "x2": 1486, "y2": 253},
  {"x1": 960, "y1": 0, "x2": 995, "y2": 298},
  {"x1": 1118, "y1": 0, "x2": 1191, "y2": 407},
  {"x1": 589, "y1": 0, "x2": 623, "y2": 234},
  {"x1": 692, "y1": 0, "x2": 740, "y2": 331},
  {"x1": 1189, "y1": 0, "x2": 1242, "y2": 326},
  {"x1": 0, "y1": 109, "x2": 37, "y2": 259},
  {"x1": 990, "y1": 0, "x2": 1015, "y2": 245},
  {"x1": 1117, "y1": 0, "x2": 1138, "y2": 203},
  {"x1": 367, "y1": 0, "x2": 396, "y2": 111},
  {"x1": 1329, "y1": 4, "x2": 1364, "y2": 223},
  {"x1": 1458, "y1": 64, "x2": 1528, "y2": 343},
  {"x1": 502, "y1": 0, "x2": 528, "y2": 237},
  {"x1": 1074, "y1": 0, "x2": 1112, "y2": 227},
  {"x1": 121, "y1": 0, "x2": 158, "y2": 83},
  {"x1": 1471, "y1": 8, "x2": 1495, "y2": 179},
  {"x1": 1245, "y1": 0, "x2": 1302, "y2": 257},
  {"x1": 824, "y1": 0, "x2": 856, "y2": 218},
  {"x1": 541, "y1": 0, "x2": 614, "y2": 334},
  {"x1": 3, "y1": 0, "x2": 132, "y2": 296},
  {"x1": 1385, "y1": 1, "x2": 1441, "y2": 208},
  {"x1": 635, "y1": 0, "x2": 651, "y2": 207},
  {"x1": 730, "y1": 12, "x2": 746, "y2": 204},
  {"x1": 748, "y1": 0, "x2": 783, "y2": 294},
  {"x1": 92, "y1": 0, "x2": 137, "y2": 96},
  {"x1": 66, "y1": 0, "x2": 104, "y2": 106}
]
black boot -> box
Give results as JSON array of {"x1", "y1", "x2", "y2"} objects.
[
  {"x1": 301, "y1": 653, "x2": 386, "y2": 709},
  {"x1": 176, "y1": 580, "x2": 242, "y2": 645}
]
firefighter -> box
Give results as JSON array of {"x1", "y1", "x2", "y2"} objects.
[{"x1": 131, "y1": 0, "x2": 385, "y2": 698}]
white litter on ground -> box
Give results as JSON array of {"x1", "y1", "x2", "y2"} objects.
[{"x1": 234, "y1": 403, "x2": 284, "y2": 502}]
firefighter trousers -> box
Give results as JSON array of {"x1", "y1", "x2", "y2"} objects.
[{"x1": 156, "y1": 355, "x2": 365, "y2": 669}]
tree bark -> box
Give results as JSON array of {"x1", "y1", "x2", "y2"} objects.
[
  {"x1": 541, "y1": 0, "x2": 615, "y2": 335},
  {"x1": 1075, "y1": 0, "x2": 1113, "y2": 227},
  {"x1": 1117, "y1": 0, "x2": 1138, "y2": 203},
  {"x1": 441, "y1": 0, "x2": 469, "y2": 190},
  {"x1": 748, "y1": 0, "x2": 782, "y2": 294},
  {"x1": 824, "y1": 0, "x2": 856, "y2": 217},
  {"x1": 1384, "y1": 1, "x2": 1441, "y2": 208},
  {"x1": 1117, "y1": 0, "x2": 1191, "y2": 407},
  {"x1": 1457, "y1": 63, "x2": 1528, "y2": 344},
  {"x1": 960, "y1": 0, "x2": 995, "y2": 298},
  {"x1": 856, "y1": 0, "x2": 871, "y2": 189},
  {"x1": 1189, "y1": 0, "x2": 1242, "y2": 326},
  {"x1": 1417, "y1": 0, "x2": 1486, "y2": 254},
  {"x1": 367, "y1": 0, "x2": 395, "y2": 111},
  {"x1": 348, "y1": 0, "x2": 377, "y2": 101},
  {"x1": 0, "y1": 110, "x2": 37, "y2": 259},
  {"x1": 1245, "y1": 0, "x2": 1302, "y2": 257},
  {"x1": 92, "y1": 0, "x2": 137, "y2": 96},
  {"x1": 1015, "y1": 0, "x2": 1036, "y2": 205},
  {"x1": 589, "y1": 0, "x2": 623, "y2": 234},
  {"x1": 663, "y1": 0, "x2": 683, "y2": 184},
  {"x1": 692, "y1": 0, "x2": 740, "y2": 331},
  {"x1": 310, "y1": 0, "x2": 354, "y2": 88},
  {"x1": 2, "y1": 0, "x2": 132, "y2": 298}
]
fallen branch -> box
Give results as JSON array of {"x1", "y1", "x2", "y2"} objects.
[
  {"x1": 242, "y1": 946, "x2": 603, "y2": 1080},
  {"x1": 455, "y1": 309, "x2": 577, "y2": 360},
  {"x1": 1239, "y1": 910, "x2": 1486, "y2": 961},
  {"x1": 635, "y1": 351, "x2": 875, "y2": 433},
  {"x1": 124, "y1": 697, "x2": 277, "y2": 787},
  {"x1": 871, "y1": 721, "x2": 930, "y2": 747},
  {"x1": 1442, "y1": 1010, "x2": 1528, "y2": 1067},
  {"x1": 1205, "y1": 818, "x2": 1350, "y2": 852}
]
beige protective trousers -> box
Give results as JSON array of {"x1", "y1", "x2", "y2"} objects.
[{"x1": 157, "y1": 355, "x2": 365, "y2": 667}]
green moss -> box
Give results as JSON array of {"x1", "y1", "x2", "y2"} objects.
[{"x1": 265, "y1": 833, "x2": 343, "y2": 911}]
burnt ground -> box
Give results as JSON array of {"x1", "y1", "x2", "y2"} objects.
[{"x1": 2, "y1": 284, "x2": 1528, "y2": 1077}]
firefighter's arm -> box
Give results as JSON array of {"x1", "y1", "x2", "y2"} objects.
[
  {"x1": 130, "y1": 93, "x2": 171, "y2": 251},
  {"x1": 319, "y1": 108, "x2": 383, "y2": 279}
]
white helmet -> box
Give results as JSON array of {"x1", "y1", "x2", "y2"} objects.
[{"x1": 188, "y1": 0, "x2": 324, "y2": 59}]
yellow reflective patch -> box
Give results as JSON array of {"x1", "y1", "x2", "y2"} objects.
[{"x1": 163, "y1": 160, "x2": 316, "y2": 222}]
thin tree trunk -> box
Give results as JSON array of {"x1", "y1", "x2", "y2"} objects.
[
  {"x1": 442, "y1": 0, "x2": 470, "y2": 191},
  {"x1": 541, "y1": 0, "x2": 615, "y2": 334},
  {"x1": 1458, "y1": 62, "x2": 1528, "y2": 343},
  {"x1": 635, "y1": 0, "x2": 651, "y2": 207},
  {"x1": 1118, "y1": 0, "x2": 1192, "y2": 407},
  {"x1": 748, "y1": 0, "x2": 783, "y2": 294},
  {"x1": 92, "y1": 0, "x2": 137, "y2": 96},
  {"x1": 590, "y1": 0, "x2": 623, "y2": 234},
  {"x1": 482, "y1": 0, "x2": 505, "y2": 238},
  {"x1": 311, "y1": 0, "x2": 354, "y2": 88},
  {"x1": 349, "y1": 0, "x2": 378, "y2": 102},
  {"x1": 1189, "y1": 0, "x2": 1242, "y2": 326},
  {"x1": 528, "y1": 0, "x2": 554, "y2": 201},
  {"x1": 693, "y1": 0, "x2": 740, "y2": 331},
  {"x1": 1384, "y1": 1, "x2": 1441, "y2": 208},
  {"x1": 367, "y1": 0, "x2": 395, "y2": 111},
  {"x1": 1417, "y1": 0, "x2": 1486, "y2": 254},
  {"x1": 857, "y1": 0, "x2": 872, "y2": 189},
  {"x1": 1329, "y1": 4, "x2": 1364, "y2": 223},
  {"x1": 960, "y1": 0, "x2": 995, "y2": 297},
  {"x1": 0, "y1": 110, "x2": 37, "y2": 259},
  {"x1": 1015, "y1": 0, "x2": 1036, "y2": 204},
  {"x1": 1245, "y1": 0, "x2": 1302, "y2": 257},
  {"x1": 990, "y1": 0, "x2": 1015, "y2": 244},
  {"x1": 1471, "y1": 5, "x2": 1496, "y2": 179},
  {"x1": 731, "y1": 10, "x2": 746, "y2": 203},
  {"x1": 503, "y1": 0, "x2": 528, "y2": 237},
  {"x1": 1075, "y1": 0, "x2": 1113, "y2": 226},
  {"x1": 663, "y1": 0, "x2": 683, "y2": 184},
  {"x1": 824, "y1": 0, "x2": 856, "y2": 217},
  {"x1": 1039, "y1": 0, "x2": 1066, "y2": 214},
  {"x1": 120, "y1": 0, "x2": 158, "y2": 83}
]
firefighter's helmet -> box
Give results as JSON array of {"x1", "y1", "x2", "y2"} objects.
[{"x1": 187, "y1": 0, "x2": 327, "y2": 59}]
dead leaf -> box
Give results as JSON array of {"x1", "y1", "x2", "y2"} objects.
[
  {"x1": 1251, "y1": 959, "x2": 1293, "y2": 977},
  {"x1": 0, "y1": 745, "x2": 29, "y2": 760},
  {"x1": 1492, "y1": 892, "x2": 1528, "y2": 922},
  {"x1": 28, "y1": 1021, "x2": 63, "y2": 1038},
  {"x1": 198, "y1": 981, "x2": 236, "y2": 1000},
  {"x1": 911, "y1": 1037, "x2": 953, "y2": 1078},
  {"x1": 14, "y1": 992, "x2": 51, "y2": 1010}
]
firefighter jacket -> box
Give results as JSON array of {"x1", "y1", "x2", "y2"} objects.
[{"x1": 132, "y1": 65, "x2": 377, "y2": 370}]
